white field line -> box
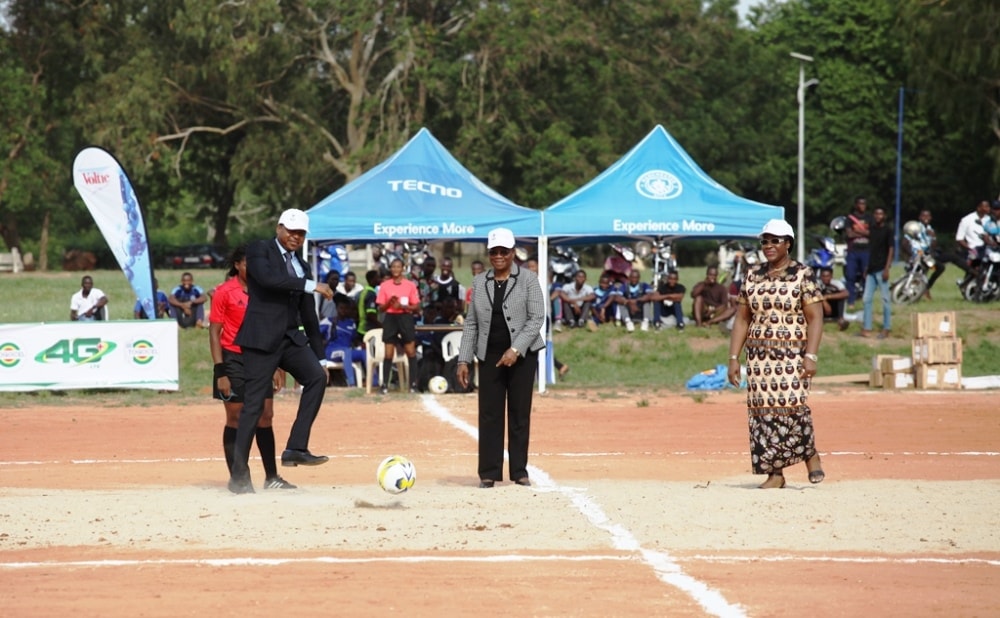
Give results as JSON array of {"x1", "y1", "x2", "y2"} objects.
[
  {"x1": 1, "y1": 450, "x2": 996, "y2": 467},
  {"x1": 3, "y1": 554, "x2": 995, "y2": 571},
  {"x1": 419, "y1": 395, "x2": 747, "y2": 618}
]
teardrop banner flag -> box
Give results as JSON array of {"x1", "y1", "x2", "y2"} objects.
[{"x1": 72, "y1": 147, "x2": 156, "y2": 319}]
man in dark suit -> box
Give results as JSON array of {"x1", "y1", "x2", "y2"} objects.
[{"x1": 228, "y1": 208, "x2": 335, "y2": 494}]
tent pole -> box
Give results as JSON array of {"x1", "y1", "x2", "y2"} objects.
[{"x1": 538, "y1": 236, "x2": 550, "y2": 393}]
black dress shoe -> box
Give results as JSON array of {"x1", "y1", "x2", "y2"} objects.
[
  {"x1": 228, "y1": 477, "x2": 255, "y2": 494},
  {"x1": 478, "y1": 480, "x2": 495, "y2": 488},
  {"x1": 281, "y1": 449, "x2": 330, "y2": 467},
  {"x1": 514, "y1": 477, "x2": 531, "y2": 487}
]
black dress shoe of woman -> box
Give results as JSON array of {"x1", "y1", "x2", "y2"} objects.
[
  {"x1": 514, "y1": 477, "x2": 531, "y2": 487},
  {"x1": 478, "y1": 480, "x2": 495, "y2": 488}
]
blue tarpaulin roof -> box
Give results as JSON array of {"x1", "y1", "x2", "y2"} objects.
[
  {"x1": 543, "y1": 125, "x2": 784, "y2": 242},
  {"x1": 307, "y1": 128, "x2": 541, "y2": 242}
]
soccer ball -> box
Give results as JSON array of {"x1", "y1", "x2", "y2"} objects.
[
  {"x1": 428, "y1": 375, "x2": 448, "y2": 394},
  {"x1": 377, "y1": 455, "x2": 416, "y2": 494}
]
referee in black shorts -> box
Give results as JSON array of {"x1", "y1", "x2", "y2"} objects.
[{"x1": 375, "y1": 258, "x2": 422, "y2": 393}]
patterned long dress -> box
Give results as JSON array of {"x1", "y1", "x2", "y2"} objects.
[{"x1": 738, "y1": 262, "x2": 823, "y2": 475}]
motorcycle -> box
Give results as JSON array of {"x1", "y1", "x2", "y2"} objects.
[
  {"x1": 603, "y1": 243, "x2": 634, "y2": 284},
  {"x1": 717, "y1": 239, "x2": 760, "y2": 291},
  {"x1": 890, "y1": 250, "x2": 936, "y2": 304},
  {"x1": 315, "y1": 243, "x2": 349, "y2": 280},
  {"x1": 635, "y1": 238, "x2": 678, "y2": 284},
  {"x1": 806, "y1": 235, "x2": 837, "y2": 271},
  {"x1": 958, "y1": 244, "x2": 1000, "y2": 302},
  {"x1": 550, "y1": 245, "x2": 581, "y2": 284}
]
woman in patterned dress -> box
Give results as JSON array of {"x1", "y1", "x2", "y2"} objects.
[{"x1": 727, "y1": 219, "x2": 826, "y2": 488}]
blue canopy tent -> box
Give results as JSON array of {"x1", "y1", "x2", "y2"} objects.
[
  {"x1": 306, "y1": 128, "x2": 541, "y2": 243},
  {"x1": 542, "y1": 124, "x2": 784, "y2": 244}
]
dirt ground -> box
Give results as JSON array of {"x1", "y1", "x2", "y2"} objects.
[{"x1": 1, "y1": 385, "x2": 998, "y2": 617}]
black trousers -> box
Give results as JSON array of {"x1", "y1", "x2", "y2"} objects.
[
  {"x1": 477, "y1": 348, "x2": 537, "y2": 482},
  {"x1": 230, "y1": 337, "x2": 327, "y2": 482}
]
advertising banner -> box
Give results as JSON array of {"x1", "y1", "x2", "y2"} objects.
[
  {"x1": 0, "y1": 321, "x2": 179, "y2": 392},
  {"x1": 72, "y1": 147, "x2": 157, "y2": 319}
]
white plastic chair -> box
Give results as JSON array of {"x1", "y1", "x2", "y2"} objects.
[
  {"x1": 363, "y1": 328, "x2": 409, "y2": 394},
  {"x1": 325, "y1": 349, "x2": 364, "y2": 388},
  {"x1": 441, "y1": 330, "x2": 476, "y2": 389}
]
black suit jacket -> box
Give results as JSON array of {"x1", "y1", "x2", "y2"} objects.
[{"x1": 235, "y1": 238, "x2": 324, "y2": 359}]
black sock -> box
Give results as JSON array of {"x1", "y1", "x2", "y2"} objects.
[
  {"x1": 408, "y1": 356, "x2": 418, "y2": 390},
  {"x1": 382, "y1": 359, "x2": 393, "y2": 388},
  {"x1": 256, "y1": 426, "x2": 277, "y2": 479},
  {"x1": 222, "y1": 426, "x2": 237, "y2": 473}
]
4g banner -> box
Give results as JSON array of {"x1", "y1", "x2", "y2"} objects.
[{"x1": 0, "y1": 321, "x2": 178, "y2": 392}]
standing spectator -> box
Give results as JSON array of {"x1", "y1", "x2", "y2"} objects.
[
  {"x1": 417, "y1": 255, "x2": 437, "y2": 308},
  {"x1": 134, "y1": 277, "x2": 169, "y2": 319},
  {"x1": 168, "y1": 272, "x2": 209, "y2": 328},
  {"x1": 464, "y1": 260, "x2": 485, "y2": 309},
  {"x1": 70, "y1": 275, "x2": 108, "y2": 321},
  {"x1": 727, "y1": 218, "x2": 825, "y2": 489},
  {"x1": 209, "y1": 246, "x2": 294, "y2": 490},
  {"x1": 559, "y1": 270, "x2": 596, "y2": 330},
  {"x1": 370, "y1": 244, "x2": 390, "y2": 274},
  {"x1": 456, "y1": 228, "x2": 545, "y2": 488},
  {"x1": 336, "y1": 271, "x2": 362, "y2": 302},
  {"x1": 618, "y1": 269, "x2": 654, "y2": 332},
  {"x1": 843, "y1": 196, "x2": 873, "y2": 309},
  {"x1": 817, "y1": 267, "x2": 849, "y2": 330},
  {"x1": 228, "y1": 209, "x2": 334, "y2": 495},
  {"x1": 690, "y1": 266, "x2": 730, "y2": 327},
  {"x1": 650, "y1": 271, "x2": 686, "y2": 330},
  {"x1": 375, "y1": 257, "x2": 422, "y2": 394},
  {"x1": 319, "y1": 270, "x2": 342, "y2": 319},
  {"x1": 357, "y1": 270, "x2": 381, "y2": 337},
  {"x1": 861, "y1": 207, "x2": 894, "y2": 339}
]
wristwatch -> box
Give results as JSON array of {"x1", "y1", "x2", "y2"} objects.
[
  {"x1": 728, "y1": 354, "x2": 739, "y2": 361},
  {"x1": 510, "y1": 347, "x2": 520, "y2": 356},
  {"x1": 804, "y1": 353, "x2": 818, "y2": 362}
]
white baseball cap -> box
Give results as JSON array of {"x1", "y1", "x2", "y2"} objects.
[
  {"x1": 278, "y1": 208, "x2": 310, "y2": 233},
  {"x1": 487, "y1": 227, "x2": 515, "y2": 249},
  {"x1": 760, "y1": 219, "x2": 794, "y2": 239}
]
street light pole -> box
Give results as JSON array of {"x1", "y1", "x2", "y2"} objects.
[{"x1": 791, "y1": 52, "x2": 818, "y2": 263}]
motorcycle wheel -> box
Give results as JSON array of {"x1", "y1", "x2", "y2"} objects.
[
  {"x1": 961, "y1": 279, "x2": 985, "y2": 303},
  {"x1": 890, "y1": 277, "x2": 926, "y2": 305}
]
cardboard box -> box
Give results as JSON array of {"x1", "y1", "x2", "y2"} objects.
[
  {"x1": 880, "y1": 356, "x2": 913, "y2": 374},
  {"x1": 911, "y1": 312, "x2": 957, "y2": 339},
  {"x1": 912, "y1": 338, "x2": 963, "y2": 365},
  {"x1": 882, "y1": 370, "x2": 914, "y2": 390},
  {"x1": 872, "y1": 354, "x2": 901, "y2": 371},
  {"x1": 869, "y1": 369, "x2": 883, "y2": 388},
  {"x1": 915, "y1": 364, "x2": 962, "y2": 390}
]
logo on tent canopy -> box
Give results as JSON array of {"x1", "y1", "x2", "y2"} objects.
[{"x1": 635, "y1": 170, "x2": 682, "y2": 200}]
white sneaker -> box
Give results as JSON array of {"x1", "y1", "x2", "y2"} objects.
[
  {"x1": 640, "y1": 319, "x2": 649, "y2": 332},
  {"x1": 625, "y1": 320, "x2": 635, "y2": 333}
]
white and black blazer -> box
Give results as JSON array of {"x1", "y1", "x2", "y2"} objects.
[{"x1": 458, "y1": 262, "x2": 546, "y2": 363}]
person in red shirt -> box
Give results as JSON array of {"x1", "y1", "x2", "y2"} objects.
[
  {"x1": 209, "y1": 246, "x2": 294, "y2": 490},
  {"x1": 375, "y1": 257, "x2": 422, "y2": 393}
]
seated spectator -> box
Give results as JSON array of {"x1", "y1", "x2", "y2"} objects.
[
  {"x1": 323, "y1": 297, "x2": 366, "y2": 387},
  {"x1": 336, "y1": 271, "x2": 362, "y2": 302},
  {"x1": 168, "y1": 272, "x2": 208, "y2": 328},
  {"x1": 70, "y1": 275, "x2": 108, "y2": 321},
  {"x1": 690, "y1": 266, "x2": 733, "y2": 327},
  {"x1": 817, "y1": 266, "x2": 850, "y2": 330},
  {"x1": 617, "y1": 270, "x2": 654, "y2": 332},
  {"x1": 134, "y1": 277, "x2": 169, "y2": 319},
  {"x1": 649, "y1": 271, "x2": 686, "y2": 330},
  {"x1": 559, "y1": 270, "x2": 596, "y2": 331},
  {"x1": 319, "y1": 270, "x2": 342, "y2": 319},
  {"x1": 591, "y1": 275, "x2": 620, "y2": 327}
]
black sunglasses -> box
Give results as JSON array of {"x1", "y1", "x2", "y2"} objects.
[
  {"x1": 488, "y1": 247, "x2": 512, "y2": 256},
  {"x1": 759, "y1": 237, "x2": 786, "y2": 246}
]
